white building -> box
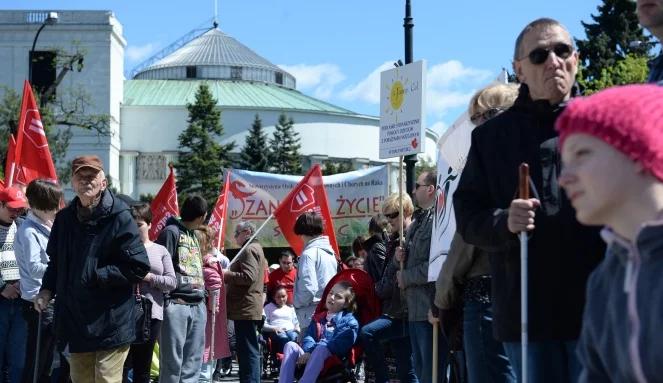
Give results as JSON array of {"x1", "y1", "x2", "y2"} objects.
[{"x1": 0, "y1": 10, "x2": 439, "y2": 197}]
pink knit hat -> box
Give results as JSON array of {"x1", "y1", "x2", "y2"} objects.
[{"x1": 556, "y1": 84, "x2": 663, "y2": 181}]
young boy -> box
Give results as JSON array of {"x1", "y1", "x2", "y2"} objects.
[{"x1": 556, "y1": 84, "x2": 663, "y2": 382}]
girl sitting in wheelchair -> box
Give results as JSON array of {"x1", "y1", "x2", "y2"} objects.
[
  {"x1": 263, "y1": 286, "x2": 301, "y2": 354},
  {"x1": 278, "y1": 281, "x2": 359, "y2": 383}
]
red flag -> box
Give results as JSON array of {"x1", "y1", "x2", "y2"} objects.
[
  {"x1": 149, "y1": 165, "x2": 179, "y2": 241},
  {"x1": 10, "y1": 80, "x2": 57, "y2": 186},
  {"x1": 208, "y1": 171, "x2": 231, "y2": 250},
  {"x1": 273, "y1": 164, "x2": 340, "y2": 259}
]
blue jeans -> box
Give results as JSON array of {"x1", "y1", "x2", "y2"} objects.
[
  {"x1": 409, "y1": 321, "x2": 447, "y2": 383},
  {"x1": 234, "y1": 320, "x2": 261, "y2": 383},
  {"x1": 503, "y1": 340, "x2": 580, "y2": 383},
  {"x1": 268, "y1": 330, "x2": 298, "y2": 354},
  {"x1": 360, "y1": 315, "x2": 418, "y2": 383},
  {"x1": 463, "y1": 301, "x2": 515, "y2": 383},
  {"x1": 0, "y1": 298, "x2": 27, "y2": 383}
]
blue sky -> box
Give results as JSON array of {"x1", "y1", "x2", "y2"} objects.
[{"x1": 4, "y1": 0, "x2": 607, "y2": 134}]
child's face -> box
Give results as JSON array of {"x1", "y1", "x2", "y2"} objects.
[
  {"x1": 352, "y1": 258, "x2": 365, "y2": 270},
  {"x1": 560, "y1": 133, "x2": 640, "y2": 226},
  {"x1": 325, "y1": 285, "x2": 348, "y2": 313},
  {"x1": 273, "y1": 290, "x2": 288, "y2": 307}
]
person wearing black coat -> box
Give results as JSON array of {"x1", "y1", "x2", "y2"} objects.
[
  {"x1": 35, "y1": 156, "x2": 150, "y2": 383},
  {"x1": 363, "y1": 213, "x2": 388, "y2": 282},
  {"x1": 453, "y1": 18, "x2": 605, "y2": 383}
]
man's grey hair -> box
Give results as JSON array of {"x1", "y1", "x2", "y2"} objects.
[
  {"x1": 235, "y1": 221, "x2": 256, "y2": 235},
  {"x1": 513, "y1": 18, "x2": 573, "y2": 60}
]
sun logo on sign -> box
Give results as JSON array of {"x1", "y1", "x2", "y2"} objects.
[{"x1": 384, "y1": 71, "x2": 409, "y2": 122}]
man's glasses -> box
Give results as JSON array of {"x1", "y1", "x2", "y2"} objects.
[
  {"x1": 415, "y1": 183, "x2": 431, "y2": 189},
  {"x1": 524, "y1": 43, "x2": 574, "y2": 65},
  {"x1": 384, "y1": 211, "x2": 399, "y2": 219}
]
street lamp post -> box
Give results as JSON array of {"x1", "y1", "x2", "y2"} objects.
[
  {"x1": 403, "y1": 0, "x2": 417, "y2": 195},
  {"x1": 29, "y1": 11, "x2": 58, "y2": 84}
]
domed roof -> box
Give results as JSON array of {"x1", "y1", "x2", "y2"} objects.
[{"x1": 133, "y1": 28, "x2": 296, "y2": 89}]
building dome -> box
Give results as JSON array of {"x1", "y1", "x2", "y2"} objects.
[{"x1": 133, "y1": 28, "x2": 296, "y2": 89}]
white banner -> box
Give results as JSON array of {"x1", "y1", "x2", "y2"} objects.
[
  {"x1": 225, "y1": 166, "x2": 389, "y2": 249},
  {"x1": 428, "y1": 151, "x2": 461, "y2": 282}
]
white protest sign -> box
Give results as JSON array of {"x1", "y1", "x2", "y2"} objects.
[{"x1": 379, "y1": 60, "x2": 427, "y2": 159}]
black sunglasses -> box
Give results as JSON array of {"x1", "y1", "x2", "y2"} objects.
[
  {"x1": 525, "y1": 43, "x2": 573, "y2": 65},
  {"x1": 384, "y1": 211, "x2": 399, "y2": 219},
  {"x1": 415, "y1": 182, "x2": 431, "y2": 189},
  {"x1": 470, "y1": 108, "x2": 504, "y2": 125}
]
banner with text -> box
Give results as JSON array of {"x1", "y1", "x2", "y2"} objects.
[{"x1": 225, "y1": 166, "x2": 389, "y2": 249}]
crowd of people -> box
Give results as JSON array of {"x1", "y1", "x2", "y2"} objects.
[{"x1": 2, "y1": 4, "x2": 663, "y2": 383}]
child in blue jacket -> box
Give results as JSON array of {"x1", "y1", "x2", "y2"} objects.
[{"x1": 278, "y1": 281, "x2": 359, "y2": 383}]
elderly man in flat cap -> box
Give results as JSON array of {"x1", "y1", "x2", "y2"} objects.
[{"x1": 35, "y1": 155, "x2": 150, "y2": 383}]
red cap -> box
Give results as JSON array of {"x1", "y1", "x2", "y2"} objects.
[{"x1": 0, "y1": 187, "x2": 28, "y2": 209}]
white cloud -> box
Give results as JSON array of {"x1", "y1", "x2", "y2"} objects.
[
  {"x1": 339, "y1": 61, "x2": 394, "y2": 104},
  {"x1": 126, "y1": 43, "x2": 158, "y2": 63},
  {"x1": 429, "y1": 121, "x2": 447, "y2": 136},
  {"x1": 427, "y1": 60, "x2": 492, "y2": 89},
  {"x1": 278, "y1": 63, "x2": 346, "y2": 100}
]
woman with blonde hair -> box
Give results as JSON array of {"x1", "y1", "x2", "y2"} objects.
[
  {"x1": 359, "y1": 192, "x2": 418, "y2": 383},
  {"x1": 433, "y1": 82, "x2": 519, "y2": 383}
]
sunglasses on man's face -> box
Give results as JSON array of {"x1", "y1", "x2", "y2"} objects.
[{"x1": 525, "y1": 43, "x2": 573, "y2": 65}]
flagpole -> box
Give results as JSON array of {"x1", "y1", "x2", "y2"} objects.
[
  {"x1": 228, "y1": 213, "x2": 274, "y2": 267},
  {"x1": 7, "y1": 163, "x2": 16, "y2": 188}
]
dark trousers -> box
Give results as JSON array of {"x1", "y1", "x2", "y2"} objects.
[
  {"x1": 233, "y1": 320, "x2": 261, "y2": 383},
  {"x1": 360, "y1": 315, "x2": 418, "y2": 383},
  {"x1": 123, "y1": 319, "x2": 161, "y2": 383},
  {"x1": 21, "y1": 299, "x2": 54, "y2": 383}
]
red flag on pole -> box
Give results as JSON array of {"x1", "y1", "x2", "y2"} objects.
[
  {"x1": 208, "y1": 171, "x2": 231, "y2": 250},
  {"x1": 273, "y1": 164, "x2": 340, "y2": 259},
  {"x1": 10, "y1": 80, "x2": 57, "y2": 186},
  {"x1": 149, "y1": 164, "x2": 179, "y2": 241}
]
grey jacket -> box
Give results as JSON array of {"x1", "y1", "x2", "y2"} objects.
[
  {"x1": 402, "y1": 207, "x2": 434, "y2": 322},
  {"x1": 577, "y1": 224, "x2": 663, "y2": 382},
  {"x1": 15, "y1": 212, "x2": 50, "y2": 301}
]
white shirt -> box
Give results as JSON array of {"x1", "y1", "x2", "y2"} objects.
[{"x1": 263, "y1": 302, "x2": 299, "y2": 332}]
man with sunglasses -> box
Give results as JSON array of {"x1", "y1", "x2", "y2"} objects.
[
  {"x1": 636, "y1": 0, "x2": 663, "y2": 83},
  {"x1": 0, "y1": 187, "x2": 27, "y2": 383},
  {"x1": 454, "y1": 18, "x2": 605, "y2": 383}
]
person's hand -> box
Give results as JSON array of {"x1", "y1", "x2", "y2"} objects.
[
  {"x1": 507, "y1": 198, "x2": 541, "y2": 234},
  {"x1": 297, "y1": 353, "x2": 311, "y2": 365},
  {"x1": 142, "y1": 272, "x2": 153, "y2": 282},
  {"x1": 427, "y1": 309, "x2": 440, "y2": 326},
  {"x1": 394, "y1": 246, "x2": 406, "y2": 263},
  {"x1": 396, "y1": 270, "x2": 404, "y2": 289},
  {"x1": 0, "y1": 282, "x2": 19, "y2": 299},
  {"x1": 34, "y1": 289, "x2": 52, "y2": 312}
]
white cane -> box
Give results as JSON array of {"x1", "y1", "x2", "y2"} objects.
[
  {"x1": 210, "y1": 289, "x2": 220, "y2": 361},
  {"x1": 519, "y1": 163, "x2": 530, "y2": 383}
]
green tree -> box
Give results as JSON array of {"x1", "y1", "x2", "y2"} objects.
[
  {"x1": 0, "y1": 85, "x2": 109, "y2": 183},
  {"x1": 269, "y1": 113, "x2": 302, "y2": 175},
  {"x1": 579, "y1": 54, "x2": 650, "y2": 94},
  {"x1": 238, "y1": 114, "x2": 269, "y2": 171},
  {"x1": 176, "y1": 83, "x2": 235, "y2": 206},
  {"x1": 322, "y1": 160, "x2": 354, "y2": 175},
  {"x1": 575, "y1": 0, "x2": 653, "y2": 88}
]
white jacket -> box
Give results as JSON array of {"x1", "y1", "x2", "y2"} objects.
[{"x1": 293, "y1": 235, "x2": 337, "y2": 309}]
